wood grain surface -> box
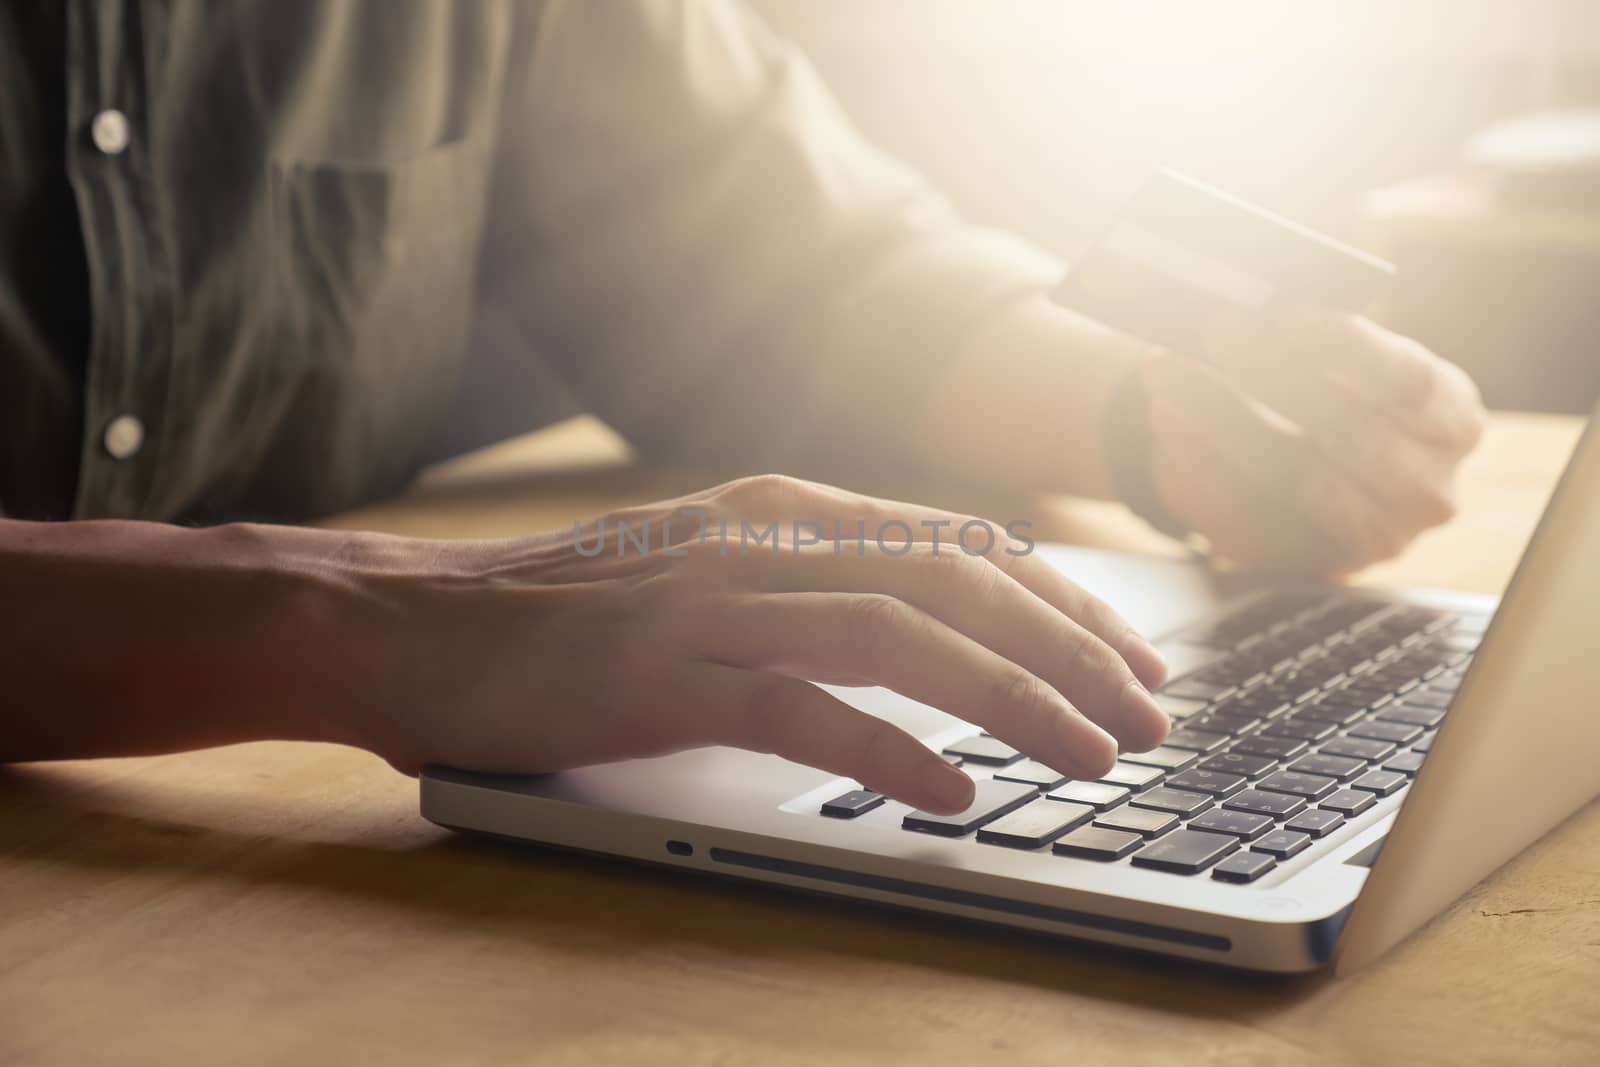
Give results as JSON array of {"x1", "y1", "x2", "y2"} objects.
[{"x1": 3, "y1": 412, "x2": 1595, "y2": 1066}]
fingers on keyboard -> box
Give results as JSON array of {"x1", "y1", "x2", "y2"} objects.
[{"x1": 849, "y1": 596, "x2": 1444, "y2": 878}]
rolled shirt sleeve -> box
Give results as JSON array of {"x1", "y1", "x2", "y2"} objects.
[{"x1": 476, "y1": 0, "x2": 1062, "y2": 469}]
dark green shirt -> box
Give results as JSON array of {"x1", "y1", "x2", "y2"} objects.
[{"x1": 0, "y1": 0, "x2": 1055, "y2": 523}]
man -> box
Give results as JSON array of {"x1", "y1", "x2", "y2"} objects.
[{"x1": 0, "y1": 1, "x2": 1484, "y2": 815}]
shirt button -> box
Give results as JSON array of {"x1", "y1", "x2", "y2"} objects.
[
  {"x1": 103, "y1": 415, "x2": 145, "y2": 460},
  {"x1": 91, "y1": 109, "x2": 131, "y2": 155}
]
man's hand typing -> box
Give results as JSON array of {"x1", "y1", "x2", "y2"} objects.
[{"x1": 0, "y1": 477, "x2": 1170, "y2": 815}]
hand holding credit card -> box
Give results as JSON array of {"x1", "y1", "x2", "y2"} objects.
[
  {"x1": 1053, "y1": 169, "x2": 1486, "y2": 577},
  {"x1": 1055, "y1": 170, "x2": 1395, "y2": 358}
]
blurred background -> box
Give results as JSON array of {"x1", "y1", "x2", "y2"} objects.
[{"x1": 755, "y1": 0, "x2": 1600, "y2": 413}]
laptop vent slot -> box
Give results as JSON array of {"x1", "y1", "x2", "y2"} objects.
[{"x1": 707, "y1": 847, "x2": 1230, "y2": 952}]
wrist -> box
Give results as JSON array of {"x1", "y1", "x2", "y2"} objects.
[
  {"x1": 255, "y1": 526, "x2": 567, "y2": 771},
  {"x1": 203, "y1": 522, "x2": 488, "y2": 757},
  {"x1": 188, "y1": 522, "x2": 368, "y2": 749},
  {"x1": 1101, "y1": 362, "x2": 1192, "y2": 541}
]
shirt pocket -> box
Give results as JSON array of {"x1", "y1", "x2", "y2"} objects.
[
  {"x1": 267, "y1": 132, "x2": 488, "y2": 366},
  {"x1": 260, "y1": 133, "x2": 492, "y2": 495}
]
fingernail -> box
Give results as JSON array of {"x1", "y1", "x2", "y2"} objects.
[
  {"x1": 1121, "y1": 682, "x2": 1171, "y2": 750},
  {"x1": 1125, "y1": 629, "x2": 1169, "y2": 689},
  {"x1": 1058, "y1": 713, "x2": 1118, "y2": 780},
  {"x1": 932, "y1": 768, "x2": 974, "y2": 813}
]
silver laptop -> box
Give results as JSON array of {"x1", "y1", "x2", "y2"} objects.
[{"x1": 420, "y1": 409, "x2": 1600, "y2": 974}]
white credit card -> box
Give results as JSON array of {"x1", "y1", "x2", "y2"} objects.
[{"x1": 1055, "y1": 170, "x2": 1395, "y2": 356}]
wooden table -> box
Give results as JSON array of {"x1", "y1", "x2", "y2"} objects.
[{"x1": 4, "y1": 412, "x2": 1596, "y2": 1066}]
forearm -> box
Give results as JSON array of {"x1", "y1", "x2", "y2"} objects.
[
  {"x1": 0, "y1": 519, "x2": 354, "y2": 763},
  {"x1": 914, "y1": 294, "x2": 1151, "y2": 498}
]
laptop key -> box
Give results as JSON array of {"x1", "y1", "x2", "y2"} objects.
[
  {"x1": 1319, "y1": 736, "x2": 1396, "y2": 762},
  {"x1": 941, "y1": 735, "x2": 1024, "y2": 766},
  {"x1": 1200, "y1": 752, "x2": 1278, "y2": 779},
  {"x1": 1155, "y1": 693, "x2": 1208, "y2": 720},
  {"x1": 1413, "y1": 731, "x2": 1437, "y2": 752},
  {"x1": 1167, "y1": 768, "x2": 1247, "y2": 798},
  {"x1": 1262, "y1": 718, "x2": 1338, "y2": 742},
  {"x1": 1310, "y1": 686, "x2": 1376, "y2": 707},
  {"x1": 1401, "y1": 688, "x2": 1453, "y2": 708},
  {"x1": 1252, "y1": 830, "x2": 1313, "y2": 859},
  {"x1": 902, "y1": 780, "x2": 1036, "y2": 836},
  {"x1": 1348, "y1": 720, "x2": 1424, "y2": 745},
  {"x1": 1047, "y1": 781, "x2": 1130, "y2": 810},
  {"x1": 1232, "y1": 735, "x2": 1311, "y2": 761},
  {"x1": 1383, "y1": 750, "x2": 1426, "y2": 775},
  {"x1": 1224, "y1": 789, "x2": 1308, "y2": 818},
  {"x1": 1278, "y1": 678, "x2": 1328, "y2": 705},
  {"x1": 1352, "y1": 770, "x2": 1409, "y2": 796},
  {"x1": 1246, "y1": 695, "x2": 1301, "y2": 719},
  {"x1": 1286, "y1": 753, "x2": 1366, "y2": 781},
  {"x1": 1223, "y1": 695, "x2": 1292, "y2": 720},
  {"x1": 1053, "y1": 826, "x2": 1144, "y2": 861},
  {"x1": 1376, "y1": 704, "x2": 1447, "y2": 728},
  {"x1": 1286, "y1": 808, "x2": 1346, "y2": 837},
  {"x1": 1212, "y1": 850, "x2": 1277, "y2": 883},
  {"x1": 1131, "y1": 829, "x2": 1239, "y2": 874},
  {"x1": 1187, "y1": 712, "x2": 1263, "y2": 736},
  {"x1": 977, "y1": 799, "x2": 1095, "y2": 848},
  {"x1": 1130, "y1": 787, "x2": 1214, "y2": 817},
  {"x1": 1163, "y1": 728, "x2": 1231, "y2": 753},
  {"x1": 1292, "y1": 701, "x2": 1369, "y2": 726},
  {"x1": 1094, "y1": 806, "x2": 1180, "y2": 838},
  {"x1": 1320, "y1": 787, "x2": 1377, "y2": 816},
  {"x1": 1161, "y1": 676, "x2": 1236, "y2": 702},
  {"x1": 992, "y1": 759, "x2": 1069, "y2": 789},
  {"x1": 820, "y1": 789, "x2": 885, "y2": 819},
  {"x1": 1099, "y1": 762, "x2": 1165, "y2": 791},
  {"x1": 1188, "y1": 808, "x2": 1274, "y2": 840},
  {"x1": 1257, "y1": 770, "x2": 1339, "y2": 800},
  {"x1": 1120, "y1": 746, "x2": 1200, "y2": 772}
]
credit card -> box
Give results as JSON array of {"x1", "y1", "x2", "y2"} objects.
[{"x1": 1054, "y1": 170, "x2": 1394, "y2": 357}]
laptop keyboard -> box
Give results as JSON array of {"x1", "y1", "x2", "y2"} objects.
[{"x1": 817, "y1": 592, "x2": 1485, "y2": 884}]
